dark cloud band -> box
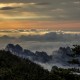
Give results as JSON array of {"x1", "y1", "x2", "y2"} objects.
[{"x1": 0, "y1": 6, "x2": 19, "y2": 10}]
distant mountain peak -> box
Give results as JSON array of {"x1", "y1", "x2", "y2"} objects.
[
  {"x1": 5, "y1": 43, "x2": 51, "y2": 63},
  {"x1": 5, "y1": 44, "x2": 80, "y2": 67}
]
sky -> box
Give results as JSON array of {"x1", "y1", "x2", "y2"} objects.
[{"x1": 0, "y1": 0, "x2": 80, "y2": 30}]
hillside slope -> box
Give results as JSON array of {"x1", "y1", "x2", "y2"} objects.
[
  {"x1": 0, "y1": 50, "x2": 80, "y2": 80},
  {"x1": 0, "y1": 50, "x2": 49, "y2": 80}
]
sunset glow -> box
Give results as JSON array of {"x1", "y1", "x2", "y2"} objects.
[
  {"x1": 0, "y1": 21, "x2": 79, "y2": 30},
  {"x1": 0, "y1": 0, "x2": 79, "y2": 30}
]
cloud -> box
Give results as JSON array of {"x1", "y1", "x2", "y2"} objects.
[
  {"x1": 73, "y1": 1, "x2": 80, "y2": 4},
  {"x1": 35, "y1": 2, "x2": 50, "y2": 5},
  {"x1": 51, "y1": 8, "x2": 65, "y2": 13},
  {"x1": 0, "y1": 29, "x2": 80, "y2": 55},
  {"x1": 0, "y1": 3, "x2": 23, "y2": 6},
  {"x1": 0, "y1": 3, "x2": 24, "y2": 11},
  {"x1": 0, "y1": 2, "x2": 51, "y2": 20},
  {"x1": 0, "y1": 35, "x2": 15, "y2": 40},
  {"x1": 0, "y1": 30, "x2": 80, "y2": 42},
  {"x1": 0, "y1": 3, "x2": 26, "y2": 11},
  {"x1": 0, "y1": 3, "x2": 25, "y2": 8},
  {"x1": 0, "y1": 11, "x2": 51, "y2": 20},
  {"x1": 18, "y1": 31, "x2": 80, "y2": 42},
  {"x1": 0, "y1": 1, "x2": 80, "y2": 21},
  {"x1": 0, "y1": 6, "x2": 19, "y2": 10}
]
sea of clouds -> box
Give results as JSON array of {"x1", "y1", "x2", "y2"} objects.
[
  {"x1": 0, "y1": 29, "x2": 80, "y2": 55},
  {"x1": 0, "y1": 29, "x2": 80, "y2": 70}
]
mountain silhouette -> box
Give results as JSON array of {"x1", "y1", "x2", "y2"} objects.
[{"x1": 5, "y1": 44, "x2": 80, "y2": 67}]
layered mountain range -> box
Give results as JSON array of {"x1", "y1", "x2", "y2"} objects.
[
  {"x1": 5, "y1": 44, "x2": 51, "y2": 63},
  {"x1": 5, "y1": 44, "x2": 80, "y2": 68}
]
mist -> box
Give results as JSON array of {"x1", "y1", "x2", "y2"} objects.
[{"x1": 0, "y1": 29, "x2": 80, "y2": 55}]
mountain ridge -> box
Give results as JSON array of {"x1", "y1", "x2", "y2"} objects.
[{"x1": 5, "y1": 44, "x2": 80, "y2": 68}]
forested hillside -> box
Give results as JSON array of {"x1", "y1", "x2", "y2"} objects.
[{"x1": 0, "y1": 48, "x2": 80, "y2": 80}]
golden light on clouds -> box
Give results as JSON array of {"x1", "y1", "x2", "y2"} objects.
[
  {"x1": 0, "y1": 1, "x2": 80, "y2": 30},
  {"x1": 0, "y1": 3, "x2": 25, "y2": 8}
]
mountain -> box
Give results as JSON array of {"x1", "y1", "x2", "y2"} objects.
[
  {"x1": 0, "y1": 50, "x2": 49, "y2": 80},
  {"x1": 51, "y1": 46, "x2": 80, "y2": 67},
  {"x1": 0, "y1": 49, "x2": 80, "y2": 80},
  {"x1": 5, "y1": 44, "x2": 80, "y2": 68},
  {"x1": 5, "y1": 44, "x2": 51, "y2": 63}
]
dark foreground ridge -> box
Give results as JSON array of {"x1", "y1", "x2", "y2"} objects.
[
  {"x1": 0, "y1": 50, "x2": 49, "y2": 80},
  {"x1": 0, "y1": 50, "x2": 80, "y2": 80}
]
